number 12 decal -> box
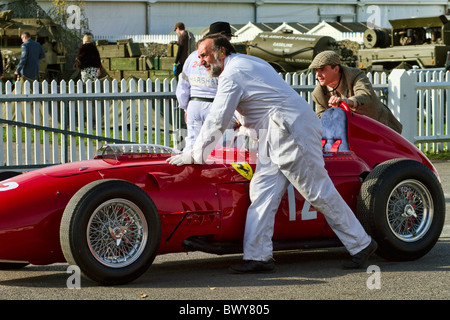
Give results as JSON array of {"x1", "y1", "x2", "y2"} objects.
[{"x1": 288, "y1": 184, "x2": 317, "y2": 221}]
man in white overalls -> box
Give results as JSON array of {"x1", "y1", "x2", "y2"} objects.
[{"x1": 168, "y1": 34, "x2": 377, "y2": 273}]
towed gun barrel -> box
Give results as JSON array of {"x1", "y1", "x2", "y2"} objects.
[{"x1": 247, "y1": 31, "x2": 337, "y2": 72}]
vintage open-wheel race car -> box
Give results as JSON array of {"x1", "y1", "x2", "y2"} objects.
[{"x1": 0, "y1": 103, "x2": 445, "y2": 285}]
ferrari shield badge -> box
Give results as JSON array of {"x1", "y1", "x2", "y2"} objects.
[{"x1": 231, "y1": 162, "x2": 253, "y2": 180}]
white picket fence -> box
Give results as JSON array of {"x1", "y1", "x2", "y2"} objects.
[
  {"x1": 94, "y1": 34, "x2": 197, "y2": 44},
  {"x1": 94, "y1": 31, "x2": 364, "y2": 45},
  {"x1": 0, "y1": 78, "x2": 181, "y2": 170},
  {"x1": 408, "y1": 69, "x2": 450, "y2": 153},
  {"x1": 0, "y1": 69, "x2": 448, "y2": 171},
  {"x1": 93, "y1": 33, "x2": 250, "y2": 44}
]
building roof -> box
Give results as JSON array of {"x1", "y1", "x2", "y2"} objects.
[
  {"x1": 253, "y1": 22, "x2": 282, "y2": 32},
  {"x1": 283, "y1": 22, "x2": 318, "y2": 33},
  {"x1": 323, "y1": 21, "x2": 368, "y2": 33}
]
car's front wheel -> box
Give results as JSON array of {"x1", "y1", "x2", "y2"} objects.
[
  {"x1": 60, "y1": 179, "x2": 161, "y2": 285},
  {"x1": 357, "y1": 159, "x2": 445, "y2": 261}
]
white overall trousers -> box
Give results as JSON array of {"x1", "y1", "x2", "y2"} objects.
[{"x1": 243, "y1": 110, "x2": 370, "y2": 261}]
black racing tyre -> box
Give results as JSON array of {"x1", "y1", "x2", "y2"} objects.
[
  {"x1": 357, "y1": 159, "x2": 445, "y2": 261},
  {"x1": 60, "y1": 179, "x2": 161, "y2": 285}
]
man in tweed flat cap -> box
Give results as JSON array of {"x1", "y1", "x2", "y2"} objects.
[{"x1": 309, "y1": 51, "x2": 402, "y2": 134}]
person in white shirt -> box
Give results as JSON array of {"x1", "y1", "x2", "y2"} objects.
[
  {"x1": 176, "y1": 22, "x2": 234, "y2": 151},
  {"x1": 168, "y1": 34, "x2": 377, "y2": 273}
]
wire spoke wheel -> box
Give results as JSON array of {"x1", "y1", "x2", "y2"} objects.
[
  {"x1": 60, "y1": 179, "x2": 161, "y2": 285},
  {"x1": 357, "y1": 159, "x2": 445, "y2": 261},
  {"x1": 386, "y1": 180, "x2": 433, "y2": 242},
  {"x1": 88, "y1": 199, "x2": 148, "y2": 268}
]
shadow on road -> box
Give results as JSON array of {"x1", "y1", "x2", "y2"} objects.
[{"x1": 4, "y1": 239, "x2": 447, "y2": 289}]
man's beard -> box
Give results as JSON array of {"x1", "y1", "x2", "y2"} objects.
[{"x1": 206, "y1": 51, "x2": 223, "y2": 78}]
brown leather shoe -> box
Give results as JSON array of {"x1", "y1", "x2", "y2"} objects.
[{"x1": 229, "y1": 259, "x2": 275, "y2": 274}]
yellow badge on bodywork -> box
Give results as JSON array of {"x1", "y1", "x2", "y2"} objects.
[{"x1": 231, "y1": 162, "x2": 253, "y2": 180}]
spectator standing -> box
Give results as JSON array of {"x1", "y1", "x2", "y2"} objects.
[
  {"x1": 74, "y1": 33, "x2": 102, "y2": 83},
  {"x1": 173, "y1": 22, "x2": 190, "y2": 77},
  {"x1": 15, "y1": 31, "x2": 45, "y2": 82}
]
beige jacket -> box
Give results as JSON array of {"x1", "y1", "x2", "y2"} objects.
[{"x1": 312, "y1": 66, "x2": 402, "y2": 134}]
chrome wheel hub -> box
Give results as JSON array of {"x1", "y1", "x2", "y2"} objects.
[
  {"x1": 402, "y1": 204, "x2": 417, "y2": 219},
  {"x1": 109, "y1": 226, "x2": 130, "y2": 246},
  {"x1": 87, "y1": 199, "x2": 148, "y2": 268}
]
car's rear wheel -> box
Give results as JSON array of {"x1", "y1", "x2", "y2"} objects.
[
  {"x1": 60, "y1": 179, "x2": 161, "y2": 285},
  {"x1": 357, "y1": 159, "x2": 445, "y2": 261}
]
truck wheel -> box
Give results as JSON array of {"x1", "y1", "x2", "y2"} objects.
[
  {"x1": 60, "y1": 179, "x2": 161, "y2": 285},
  {"x1": 357, "y1": 159, "x2": 445, "y2": 261}
]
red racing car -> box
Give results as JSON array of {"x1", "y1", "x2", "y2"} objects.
[{"x1": 0, "y1": 105, "x2": 445, "y2": 285}]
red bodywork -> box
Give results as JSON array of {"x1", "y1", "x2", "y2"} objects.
[{"x1": 0, "y1": 110, "x2": 437, "y2": 265}]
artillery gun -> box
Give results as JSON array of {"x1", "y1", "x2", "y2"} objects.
[
  {"x1": 247, "y1": 31, "x2": 337, "y2": 72},
  {"x1": 0, "y1": 10, "x2": 66, "y2": 81},
  {"x1": 358, "y1": 15, "x2": 450, "y2": 70},
  {"x1": 247, "y1": 30, "x2": 357, "y2": 72}
]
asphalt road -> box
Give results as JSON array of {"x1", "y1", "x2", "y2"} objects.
[{"x1": 0, "y1": 162, "x2": 448, "y2": 305}]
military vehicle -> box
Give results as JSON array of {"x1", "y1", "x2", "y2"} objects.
[
  {"x1": 247, "y1": 30, "x2": 358, "y2": 72},
  {"x1": 95, "y1": 38, "x2": 178, "y2": 82},
  {"x1": 0, "y1": 10, "x2": 66, "y2": 81},
  {"x1": 247, "y1": 31, "x2": 338, "y2": 72},
  {"x1": 358, "y1": 15, "x2": 450, "y2": 70}
]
